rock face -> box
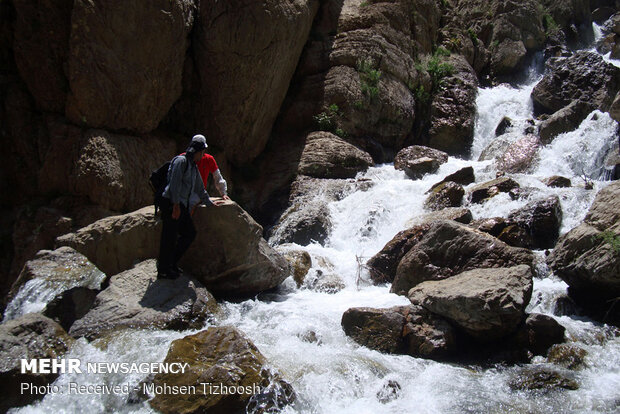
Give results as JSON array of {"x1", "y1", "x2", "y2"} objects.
[
  {"x1": 428, "y1": 55, "x2": 478, "y2": 155},
  {"x1": 56, "y1": 206, "x2": 161, "y2": 277},
  {"x1": 182, "y1": 201, "x2": 290, "y2": 298},
  {"x1": 66, "y1": 0, "x2": 195, "y2": 132},
  {"x1": 394, "y1": 146, "x2": 448, "y2": 179},
  {"x1": 391, "y1": 220, "x2": 535, "y2": 296},
  {"x1": 39, "y1": 124, "x2": 176, "y2": 212},
  {"x1": 0, "y1": 314, "x2": 73, "y2": 412},
  {"x1": 531, "y1": 51, "x2": 620, "y2": 116},
  {"x1": 298, "y1": 132, "x2": 373, "y2": 179},
  {"x1": 5, "y1": 246, "x2": 105, "y2": 320},
  {"x1": 548, "y1": 181, "x2": 620, "y2": 324},
  {"x1": 12, "y1": 0, "x2": 72, "y2": 113},
  {"x1": 69, "y1": 260, "x2": 218, "y2": 340},
  {"x1": 408, "y1": 265, "x2": 533, "y2": 341},
  {"x1": 189, "y1": 0, "x2": 319, "y2": 164},
  {"x1": 341, "y1": 305, "x2": 456, "y2": 360},
  {"x1": 149, "y1": 326, "x2": 295, "y2": 414}
]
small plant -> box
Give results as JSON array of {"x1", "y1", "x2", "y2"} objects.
[
  {"x1": 357, "y1": 58, "x2": 382, "y2": 101},
  {"x1": 415, "y1": 84, "x2": 430, "y2": 104},
  {"x1": 467, "y1": 28, "x2": 478, "y2": 43},
  {"x1": 597, "y1": 230, "x2": 620, "y2": 254},
  {"x1": 313, "y1": 103, "x2": 341, "y2": 132},
  {"x1": 543, "y1": 14, "x2": 560, "y2": 36}
]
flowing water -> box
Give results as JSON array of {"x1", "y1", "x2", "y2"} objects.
[{"x1": 9, "y1": 31, "x2": 620, "y2": 414}]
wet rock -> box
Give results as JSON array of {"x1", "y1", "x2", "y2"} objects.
[
  {"x1": 366, "y1": 224, "x2": 432, "y2": 285},
  {"x1": 522, "y1": 313, "x2": 566, "y2": 356},
  {"x1": 69, "y1": 260, "x2": 218, "y2": 341},
  {"x1": 479, "y1": 135, "x2": 513, "y2": 162},
  {"x1": 495, "y1": 117, "x2": 513, "y2": 136},
  {"x1": 409, "y1": 265, "x2": 533, "y2": 341},
  {"x1": 12, "y1": 0, "x2": 72, "y2": 113},
  {"x1": 298, "y1": 330, "x2": 322, "y2": 345},
  {"x1": 149, "y1": 326, "x2": 295, "y2": 414},
  {"x1": 56, "y1": 207, "x2": 160, "y2": 277},
  {"x1": 468, "y1": 177, "x2": 520, "y2": 203},
  {"x1": 592, "y1": 7, "x2": 615, "y2": 25},
  {"x1": 428, "y1": 55, "x2": 478, "y2": 156},
  {"x1": 543, "y1": 176, "x2": 572, "y2": 188},
  {"x1": 0, "y1": 314, "x2": 73, "y2": 412},
  {"x1": 538, "y1": 100, "x2": 596, "y2": 144},
  {"x1": 43, "y1": 287, "x2": 99, "y2": 332},
  {"x1": 496, "y1": 135, "x2": 541, "y2": 173},
  {"x1": 66, "y1": 0, "x2": 195, "y2": 133},
  {"x1": 269, "y1": 200, "x2": 332, "y2": 246},
  {"x1": 508, "y1": 367, "x2": 579, "y2": 391},
  {"x1": 547, "y1": 344, "x2": 587, "y2": 369},
  {"x1": 376, "y1": 379, "x2": 401, "y2": 404},
  {"x1": 603, "y1": 146, "x2": 620, "y2": 180},
  {"x1": 39, "y1": 122, "x2": 175, "y2": 212},
  {"x1": 5, "y1": 246, "x2": 105, "y2": 320},
  {"x1": 428, "y1": 166, "x2": 475, "y2": 191},
  {"x1": 507, "y1": 196, "x2": 563, "y2": 249},
  {"x1": 277, "y1": 248, "x2": 312, "y2": 287},
  {"x1": 394, "y1": 146, "x2": 448, "y2": 180},
  {"x1": 531, "y1": 51, "x2": 620, "y2": 116},
  {"x1": 548, "y1": 181, "x2": 620, "y2": 324},
  {"x1": 298, "y1": 132, "x2": 373, "y2": 179},
  {"x1": 497, "y1": 225, "x2": 534, "y2": 248},
  {"x1": 341, "y1": 307, "x2": 407, "y2": 354},
  {"x1": 424, "y1": 182, "x2": 465, "y2": 211},
  {"x1": 392, "y1": 221, "x2": 535, "y2": 296},
  {"x1": 341, "y1": 305, "x2": 456, "y2": 359},
  {"x1": 306, "y1": 270, "x2": 345, "y2": 294}
]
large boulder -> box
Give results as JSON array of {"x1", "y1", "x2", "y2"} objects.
[
  {"x1": 188, "y1": 0, "x2": 319, "y2": 164},
  {"x1": 66, "y1": 0, "x2": 195, "y2": 132},
  {"x1": 341, "y1": 305, "x2": 456, "y2": 360},
  {"x1": 366, "y1": 224, "x2": 432, "y2": 285},
  {"x1": 69, "y1": 260, "x2": 218, "y2": 340},
  {"x1": 408, "y1": 265, "x2": 533, "y2": 341},
  {"x1": 182, "y1": 201, "x2": 290, "y2": 298},
  {"x1": 427, "y1": 55, "x2": 478, "y2": 156},
  {"x1": 298, "y1": 131, "x2": 373, "y2": 179},
  {"x1": 531, "y1": 51, "x2": 620, "y2": 116},
  {"x1": 148, "y1": 326, "x2": 295, "y2": 414},
  {"x1": 548, "y1": 181, "x2": 620, "y2": 324},
  {"x1": 12, "y1": 0, "x2": 72, "y2": 113},
  {"x1": 391, "y1": 220, "x2": 535, "y2": 295},
  {"x1": 5, "y1": 246, "x2": 105, "y2": 321},
  {"x1": 538, "y1": 100, "x2": 596, "y2": 144},
  {"x1": 39, "y1": 123, "x2": 176, "y2": 212},
  {"x1": 0, "y1": 314, "x2": 73, "y2": 412},
  {"x1": 496, "y1": 135, "x2": 541, "y2": 173},
  {"x1": 56, "y1": 206, "x2": 160, "y2": 277},
  {"x1": 394, "y1": 145, "x2": 448, "y2": 180}
]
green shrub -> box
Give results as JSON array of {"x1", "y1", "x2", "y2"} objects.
[
  {"x1": 357, "y1": 59, "x2": 382, "y2": 101},
  {"x1": 313, "y1": 104, "x2": 341, "y2": 132},
  {"x1": 597, "y1": 230, "x2": 620, "y2": 254}
]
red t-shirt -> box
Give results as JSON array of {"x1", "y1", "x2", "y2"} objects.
[
  {"x1": 196, "y1": 154, "x2": 218, "y2": 188},
  {"x1": 179, "y1": 152, "x2": 218, "y2": 188}
]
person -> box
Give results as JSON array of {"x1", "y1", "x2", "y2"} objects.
[{"x1": 157, "y1": 135, "x2": 224, "y2": 279}]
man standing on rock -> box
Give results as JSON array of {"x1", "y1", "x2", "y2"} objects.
[{"x1": 157, "y1": 135, "x2": 224, "y2": 279}]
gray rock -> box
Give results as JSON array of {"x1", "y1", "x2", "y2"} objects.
[
  {"x1": 496, "y1": 135, "x2": 541, "y2": 173},
  {"x1": 428, "y1": 166, "x2": 475, "y2": 191},
  {"x1": 277, "y1": 247, "x2": 312, "y2": 287},
  {"x1": 508, "y1": 367, "x2": 579, "y2": 391},
  {"x1": 392, "y1": 220, "x2": 535, "y2": 296},
  {"x1": 298, "y1": 131, "x2": 374, "y2": 179},
  {"x1": 409, "y1": 265, "x2": 533, "y2": 341},
  {"x1": 69, "y1": 260, "x2": 218, "y2": 340},
  {"x1": 468, "y1": 177, "x2": 520, "y2": 203},
  {"x1": 424, "y1": 181, "x2": 465, "y2": 211},
  {"x1": 5, "y1": 247, "x2": 105, "y2": 321},
  {"x1": 538, "y1": 100, "x2": 596, "y2": 144},
  {"x1": 542, "y1": 176, "x2": 572, "y2": 188},
  {"x1": 43, "y1": 287, "x2": 99, "y2": 332},
  {"x1": 394, "y1": 146, "x2": 448, "y2": 180},
  {"x1": 507, "y1": 196, "x2": 563, "y2": 249}
]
